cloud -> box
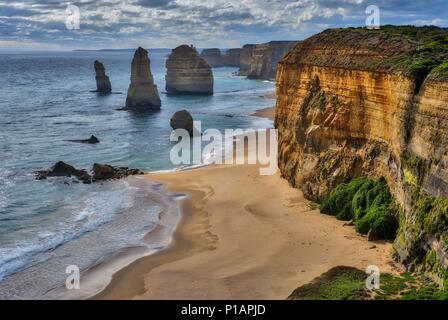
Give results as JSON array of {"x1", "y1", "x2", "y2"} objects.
[
  {"x1": 137, "y1": 0, "x2": 178, "y2": 8},
  {"x1": 0, "y1": 0, "x2": 447, "y2": 50}
]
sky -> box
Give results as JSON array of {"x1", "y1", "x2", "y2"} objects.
[{"x1": 0, "y1": 0, "x2": 447, "y2": 51}]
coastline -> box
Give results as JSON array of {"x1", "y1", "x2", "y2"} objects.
[
  {"x1": 91, "y1": 106, "x2": 399, "y2": 300},
  {"x1": 94, "y1": 163, "x2": 398, "y2": 299},
  {"x1": 30, "y1": 94, "x2": 277, "y2": 300},
  {"x1": 36, "y1": 176, "x2": 182, "y2": 300}
]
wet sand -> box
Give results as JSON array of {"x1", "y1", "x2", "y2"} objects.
[
  {"x1": 94, "y1": 162, "x2": 397, "y2": 299},
  {"x1": 92, "y1": 102, "x2": 398, "y2": 300}
]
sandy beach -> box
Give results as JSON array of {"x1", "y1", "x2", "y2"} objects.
[
  {"x1": 252, "y1": 107, "x2": 276, "y2": 121},
  {"x1": 93, "y1": 108, "x2": 398, "y2": 299}
]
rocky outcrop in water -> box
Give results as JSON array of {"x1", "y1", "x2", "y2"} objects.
[
  {"x1": 240, "y1": 41, "x2": 298, "y2": 80},
  {"x1": 125, "y1": 47, "x2": 161, "y2": 110},
  {"x1": 200, "y1": 48, "x2": 223, "y2": 67},
  {"x1": 92, "y1": 163, "x2": 143, "y2": 181},
  {"x1": 36, "y1": 162, "x2": 143, "y2": 183},
  {"x1": 67, "y1": 135, "x2": 99, "y2": 144},
  {"x1": 94, "y1": 60, "x2": 112, "y2": 93},
  {"x1": 223, "y1": 48, "x2": 241, "y2": 67},
  {"x1": 36, "y1": 161, "x2": 91, "y2": 183},
  {"x1": 275, "y1": 26, "x2": 448, "y2": 279},
  {"x1": 170, "y1": 110, "x2": 195, "y2": 136},
  {"x1": 166, "y1": 45, "x2": 214, "y2": 95}
]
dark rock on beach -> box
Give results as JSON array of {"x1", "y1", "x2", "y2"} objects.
[
  {"x1": 35, "y1": 161, "x2": 92, "y2": 183},
  {"x1": 170, "y1": 109, "x2": 195, "y2": 136},
  {"x1": 67, "y1": 135, "x2": 100, "y2": 144},
  {"x1": 94, "y1": 60, "x2": 112, "y2": 93}
]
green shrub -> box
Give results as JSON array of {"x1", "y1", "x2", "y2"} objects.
[
  {"x1": 321, "y1": 178, "x2": 369, "y2": 220},
  {"x1": 401, "y1": 149, "x2": 424, "y2": 170},
  {"x1": 355, "y1": 205, "x2": 398, "y2": 239},
  {"x1": 352, "y1": 179, "x2": 375, "y2": 220},
  {"x1": 321, "y1": 177, "x2": 399, "y2": 240}
]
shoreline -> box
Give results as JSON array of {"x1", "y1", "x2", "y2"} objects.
[
  {"x1": 35, "y1": 176, "x2": 182, "y2": 300},
  {"x1": 92, "y1": 106, "x2": 400, "y2": 299},
  {"x1": 49, "y1": 105, "x2": 277, "y2": 300},
  {"x1": 94, "y1": 163, "x2": 398, "y2": 299}
]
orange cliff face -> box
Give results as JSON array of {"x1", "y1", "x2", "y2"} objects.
[
  {"x1": 274, "y1": 27, "x2": 448, "y2": 273},
  {"x1": 408, "y1": 76, "x2": 448, "y2": 197}
]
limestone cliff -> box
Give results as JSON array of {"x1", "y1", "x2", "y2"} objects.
[
  {"x1": 200, "y1": 48, "x2": 241, "y2": 67},
  {"x1": 240, "y1": 41, "x2": 299, "y2": 80},
  {"x1": 125, "y1": 47, "x2": 161, "y2": 109},
  {"x1": 223, "y1": 48, "x2": 241, "y2": 67},
  {"x1": 238, "y1": 44, "x2": 256, "y2": 76},
  {"x1": 93, "y1": 60, "x2": 112, "y2": 93},
  {"x1": 200, "y1": 48, "x2": 223, "y2": 67},
  {"x1": 166, "y1": 45, "x2": 214, "y2": 95},
  {"x1": 275, "y1": 26, "x2": 448, "y2": 280}
]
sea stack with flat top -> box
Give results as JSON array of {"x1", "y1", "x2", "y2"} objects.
[
  {"x1": 125, "y1": 47, "x2": 161, "y2": 110},
  {"x1": 94, "y1": 60, "x2": 112, "y2": 93},
  {"x1": 165, "y1": 45, "x2": 214, "y2": 95}
]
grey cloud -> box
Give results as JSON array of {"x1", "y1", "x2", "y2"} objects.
[{"x1": 137, "y1": 0, "x2": 178, "y2": 8}]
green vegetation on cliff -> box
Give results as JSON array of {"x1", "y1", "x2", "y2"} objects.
[
  {"x1": 321, "y1": 177, "x2": 398, "y2": 239},
  {"x1": 288, "y1": 266, "x2": 448, "y2": 300},
  {"x1": 378, "y1": 25, "x2": 448, "y2": 80},
  {"x1": 394, "y1": 149, "x2": 448, "y2": 286},
  {"x1": 395, "y1": 187, "x2": 448, "y2": 284}
]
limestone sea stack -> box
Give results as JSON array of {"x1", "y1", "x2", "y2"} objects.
[
  {"x1": 125, "y1": 47, "x2": 161, "y2": 110},
  {"x1": 94, "y1": 60, "x2": 112, "y2": 93},
  {"x1": 166, "y1": 45, "x2": 214, "y2": 95},
  {"x1": 200, "y1": 48, "x2": 223, "y2": 67}
]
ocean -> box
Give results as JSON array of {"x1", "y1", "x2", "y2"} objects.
[{"x1": 0, "y1": 49, "x2": 274, "y2": 299}]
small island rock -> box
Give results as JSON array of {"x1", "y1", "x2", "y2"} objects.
[
  {"x1": 94, "y1": 60, "x2": 112, "y2": 93},
  {"x1": 36, "y1": 161, "x2": 91, "y2": 183},
  {"x1": 170, "y1": 110, "x2": 195, "y2": 136}
]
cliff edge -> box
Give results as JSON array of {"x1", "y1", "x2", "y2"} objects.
[
  {"x1": 275, "y1": 26, "x2": 448, "y2": 283},
  {"x1": 239, "y1": 41, "x2": 299, "y2": 80}
]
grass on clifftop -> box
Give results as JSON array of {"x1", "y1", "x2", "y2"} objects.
[
  {"x1": 377, "y1": 25, "x2": 448, "y2": 81},
  {"x1": 288, "y1": 266, "x2": 448, "y2": 300},
  {"x1": 320, "y1": 177, "x2": 398, "y2": 240}
]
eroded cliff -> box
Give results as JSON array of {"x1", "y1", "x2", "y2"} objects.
[
  {"x1": 240, "y1": 41, "x2": 299, "y2": 80},
  {"x1": 200, "y1": 48, "x2": 223, "y2": 67},
  {"x1": 275, "y1": 26, "x2": 448, "y2": 282}
]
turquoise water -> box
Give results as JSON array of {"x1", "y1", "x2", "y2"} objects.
[{"x1": 0, "y1": 50, "x2": 274, "y2": 298}]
